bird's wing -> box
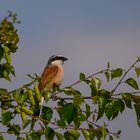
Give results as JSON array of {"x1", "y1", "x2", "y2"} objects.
[{"x1": 38, "y1": 65, "x2": 59, "y2": 92}]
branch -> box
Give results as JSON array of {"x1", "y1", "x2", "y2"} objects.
[
  {"x1": 111, "y1": 59, "x2": 140, "y2": 95},
  {"x1": 53, "y1": 69, "x2": 107, "y2": 96},
  {"x1": 69, "y1": 69, "x2": 107, "y2": 87}
]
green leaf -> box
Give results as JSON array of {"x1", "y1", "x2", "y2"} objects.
[
  {"x1": 12, "y1": 89, "x2": 22, "y2": 102},
  {"x1": 17, "y1": 137, "x2": 26, "y2": 140},
  {"x1": 0, "y1": 63, "x2": 15, "y2": 81},
  {"x1": 42, "y1": 107, "x2": 53, "y2": 124},
  {"x1": 99, "y1": 89, "x2": 111, "y2": 98},
  {"x1": 2, "y1": 111, "x2": 12, "y2": 125},
  {"x1": 4, "y1": 64, "x2": 15, "y2": 77},
  {"x1": 22, "y1": 119, "x2": 32, "y2": 129},
  {"x1": 135, "y1": 67, "x2": 140, "y2": 77},
  {"x1": 90, "y1": 78, "x2": 101, "y2": 96},
  {"x1": 111, "y1": 68, "x2": 123, "y2": 79},
  {"x1": 79, "y1": 72, "x2": 86, "y2": 80},
  {"x1": 85, "y1": 103, "x2": 91, "y2": 119},
  {"x1": 109, "y1": 135, "x2": 113, "y2": 140},
  {"x1": 121, "y1": 93, "x2": 132, "y2": 109},
  {"x1": 104, "y1": 71, "x2": 110, "y2": 82},
  {"x1": 82, "y1": 129, "x2": 95, "y2": 140},
  {"x1": 97, "y1": 97, "x2": 108, "y2": 120},
  {"x1": 55, "y1": 132, "x2": 64, "y2": 140},
  {"x1": 102, "y1": 127, "x2": 108, "y2": 140},
  {"x1": 4, "y1": 46, "x2": 11, "y2": 64},
  {"x1": 64, "y1": 130, "x2": 80, "y2": 140},
  {"x1": 45, "y1": 127, "x2": 55, "y2": 140},
  {"x1": 131, "y1": 95, "x2": 140, "y2": 103},
  {"x1": 73, "y1": 93, "x2": 84, "y2": 106},
  {"x1": 62, "y1": 103, "x2": 76, "y2": 124},
  {"x1": 125, "y1": 78, "x2": 139, "y2": 90},
  {"x1": 105, "y1": 99, "x2": 124, "y2": 120},
  {"x1": 26, "y1": 132, "x2": 41, "y2": 140},
  {"x1": 0, "y1": 88, "x2": 8, "y2": 96},
  {"x1": 0, "y1": 46, "x2": 4, "y2": 61},
  {"x1": 107, "y1": 62, "x2": 110, "y2": 70},
  {"x1": 0, "y1": 135, "x2": 6, "y2": 140},
  {"x1": 69, "y1": 130, "x2": 80, "y2": 138},
  {"x1": 97, "y1": 90, "x2": 111, "y2": 120},
  {"x1": 20, "y1": 91, "x2": 28, "y2": 104},
  {"x1": 7, "y1": 124, "x2": 21, "y2": 135},
  {"x1": 62, "y1": 87, "x2": 82, "y2": 96},
  {"x1": 57, "y1": 119, "x2": 65, "y2": 127},
  {"x1": 134, "y1": 103, "x2": 140, "y2": 127}
]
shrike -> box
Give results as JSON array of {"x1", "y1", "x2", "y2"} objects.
[
  {"x1": 31, "y1": 55, "x2": 68, "y2": 130},
  {"x1": 39, "y1": 54, "x2": 68, "y2": 104}
]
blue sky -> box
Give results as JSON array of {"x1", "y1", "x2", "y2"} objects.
[{"x1": 0, "y1": 0, "x2": 140, "y2": 139}]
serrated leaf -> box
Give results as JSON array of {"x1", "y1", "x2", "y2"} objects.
[
  {"x1": 134, "y1": 103, "x2": 140, "y2": 127},
  {"x1": 125, "y1": 78, "x2": 139, "y2": 90},
  {"x1": 62, "y1": 103, "x2": 76, "y2": 124},
  {"x1": 79, "y1": 72, "x2": 86, "y2": 81},
  {"x1": 135, "y1": 67, "x2": 140, "y2": 77},
  {"x1": 111, "y1": 68, "x2": 123, "y2": 79},
  {"x1": 2, "y1": 111, "x2": 12, "y2": 125}
]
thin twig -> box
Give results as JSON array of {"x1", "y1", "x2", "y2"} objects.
[
  {"x1": 112, "y1": 91, "x2": 140, "y2": 96},
  {"x1": 111, "y1": 59, "x2": 139, "y2": 95},
  {"x1": 53, "y1": 69, "x2": 107, "y2": 96},
  {"x1": 69, "y1": 69, "x2": 107, "y2": 87}
]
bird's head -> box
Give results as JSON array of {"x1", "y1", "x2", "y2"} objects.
[{"x1": 48, "y1": 55, "x2": 68, "y2": 65}]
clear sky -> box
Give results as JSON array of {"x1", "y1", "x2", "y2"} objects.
[{"x1": 0, "y1": 1, "x2": 140, "y2": 139}]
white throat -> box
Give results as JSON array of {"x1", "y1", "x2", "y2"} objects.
[{"x1": 51, "y1": 60, "x2": 63, "y2": 65}]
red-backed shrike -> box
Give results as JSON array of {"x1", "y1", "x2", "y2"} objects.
[
  {"x1": 39, "y1": 54, "x2": 68, "y2": 104},
  {"x1": 31, "y1": 55, "x2": 68, "y2": 128}
]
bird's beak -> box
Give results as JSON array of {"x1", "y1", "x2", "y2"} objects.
[{"x1": 63, "y1": 57, "x2": 68, "y2": 61}]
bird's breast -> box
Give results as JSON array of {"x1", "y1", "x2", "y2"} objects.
[{"x1": 53, "y1": 65, "x2": 64, "y2": 85}]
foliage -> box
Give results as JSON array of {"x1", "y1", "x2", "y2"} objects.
[{"x1": 0, "y1": 12, "x2": 140, "y2": 140}]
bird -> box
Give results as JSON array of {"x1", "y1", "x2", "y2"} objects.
[
  {"x1": 38, "y1": 54, "x2": 68, "y2": 105},
  {"x1": 30, "y1": 55, "x2": 68, "y2": 130},
  {"x1": 39, "y1": 54, "x2": 68, "y2": 93}
]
